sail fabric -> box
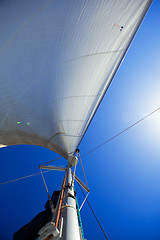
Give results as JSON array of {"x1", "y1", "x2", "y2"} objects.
[{"x1": 0, "y1": 0, "x2": 152, "y2": 158}]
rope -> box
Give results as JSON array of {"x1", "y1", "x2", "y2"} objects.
[
  {"x1": 82, "y1": 107, "x2": 160, "y2": 157},
  {"x1": 78, "y1": 183, "x2": 109, "y2": 240},
  {"x1": 55, "y1": 171, "x2": 67, "y2": 227}
]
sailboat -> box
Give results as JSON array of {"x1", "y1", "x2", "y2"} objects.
[{"x1": 1, "y1": 0, "x2": 160, "y2": 239}]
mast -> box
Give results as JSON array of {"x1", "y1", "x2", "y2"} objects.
[
  {"x1": 61, "y1": 167, "x2": 81, "y2": 240},
  {"x1": 39, "y1": 155, "x2": 82, "y2": 240}
]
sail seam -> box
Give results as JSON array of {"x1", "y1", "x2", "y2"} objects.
[
  {"x1": 54, "y1": 94, "x2": 102, "y2": 102},
  {"x1": 67, "y1": 49, "x2": 124, "y2": 62},
  {"x1": 58, "y1": 120, "x2": 86, "y2": 123},
  {"x1": 0, "y1": 48, "x2": 120, "y2": 128}
]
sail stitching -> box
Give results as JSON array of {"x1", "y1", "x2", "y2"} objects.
[{"x1": 0, "y1": 0, "x2": 55, "y2": 54}]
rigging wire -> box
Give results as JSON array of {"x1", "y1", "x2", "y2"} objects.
[
  {"x1": 40, "y1": 169, "x2": 50, "y2": 194},
  {"x1": 41, "y1": 156, "x2": 62, "y2": 166},
  {"x1": 40, "y1": 169, "x2": 55, "y2": 215},
  {"x1": 78, "y1": 183, "x2": 109, "y2": 240},
  {"x1": 78, "y1": 152, "x2": 89, "y2": 188},
  {"x1": 41, "y1": 151, "x2": 74, "y2": 166},
  {"x1": 1, "y1": 106, "x2": 160, "y2": 186},
  {"x1": 79, "y1": 191, "x2": 90, "y2": 211},
  {"x1": 82, "y1": 107, "x2": 160, "y2": 157},
  {"x1": 0, "y1": 169, "x2": 51, "y2": 186}
]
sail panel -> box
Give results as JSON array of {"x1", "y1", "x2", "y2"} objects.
[{"x1": 0, "y1": 0, "x2": 152, "y2": 158}]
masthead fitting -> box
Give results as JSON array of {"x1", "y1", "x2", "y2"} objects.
[{"x1": 67, "y1": 155, "x2": 78, "y2": 167}]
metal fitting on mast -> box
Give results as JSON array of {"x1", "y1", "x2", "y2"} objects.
[{"x1": 67, "y1": 155, "x2": 78, "y2": 167}]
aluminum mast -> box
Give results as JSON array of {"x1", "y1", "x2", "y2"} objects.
[{"x1": 61, "y1": 167, "x2": 81, "y2": 240}]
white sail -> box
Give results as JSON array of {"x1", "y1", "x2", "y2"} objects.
[{"x1": 0, "y1": 0, "x2": 152, "y2": 158}]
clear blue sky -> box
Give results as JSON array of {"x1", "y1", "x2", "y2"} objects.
[{"x1": 0, "y1": 1, "x2": 160, "y2": 240}]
